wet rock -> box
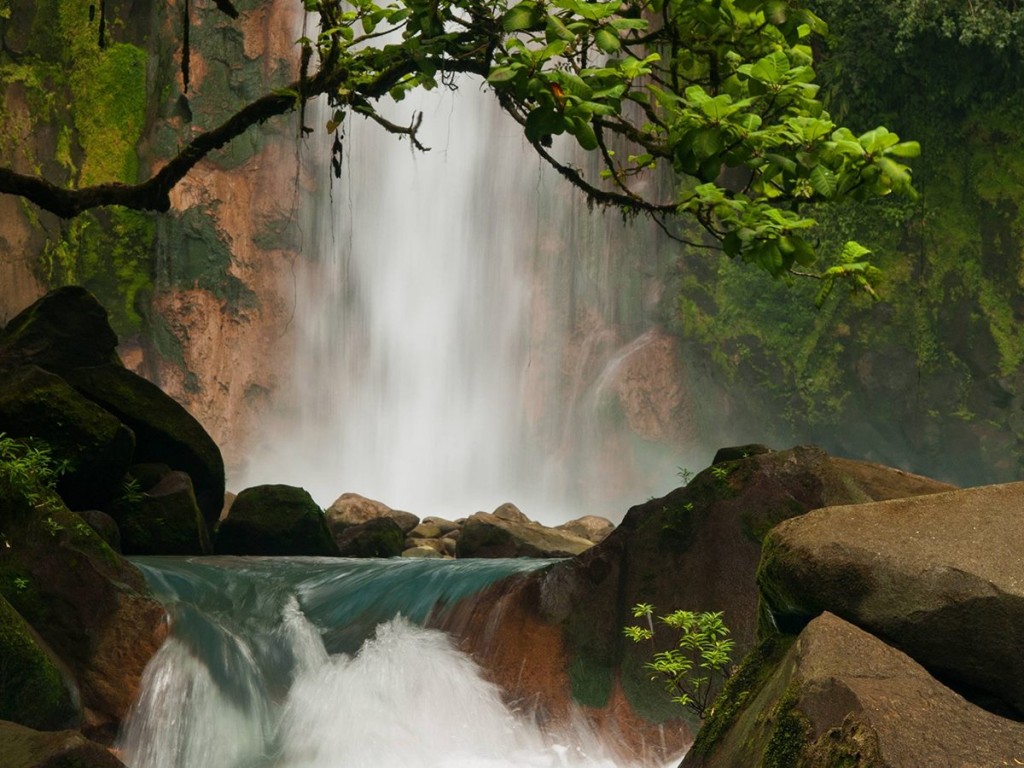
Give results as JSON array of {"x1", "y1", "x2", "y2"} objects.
[
  {"x1": 0, "y1": 595, "x2": 80, "y2": 731},
  {"x1": 401, "y1": 545, "x2": 445, "y2": 559},
  {"x1": 334, "y1": 517, "x2": 405, "y2": 558},
  {"x1": 65, "y1": 364, "x2": 225, "y2": 528},
  {"x1": 0, "y1": 719, "x2": 128, "y2": 768},
  {"x1": 0, "y1": 287, "x2": 120, "y2": 375},
  {"x1": 422, "y1": 515, "x2": 459, "y2": 535},
  {"x1": 388, "y1": 509, "x2": 420, "y2": 533},
  {"x1": 216, "y1": 484, "x2": 337, "y2": 556},
  {"x1": 456, "y1": 512, "x2": 593, "y2": 558},
  {"x1": 409, "y1": 521, "x2": 443, "y2": 539},
  {"x1": 76, "y1": 510, "x2": 121, "y2": 553},
  {"x1": 0, "y1": 488, "x2": 166, "y2": 741},
  {"x1": 683, "y1": 612, "x2": 1024, "y2": 767},
  {"x1": 0, "y1": 366, "x2": 135, "y2": 509},
  {"x1": 759, "y1": 480, "x2": 1024, "y2": 717},
  {"x1": 112, "y1": 471, "x2": 212, "y2": 555}
]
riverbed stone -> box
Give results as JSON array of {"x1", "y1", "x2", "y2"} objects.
[
  {"x1": 112, "y1": 471, "x2": 212, "y2": 555},
  {"x1": 216, "y1": 484, "x2": 338, "y2": 556},
  {"x1": 325, "y1": 492, "x2": 396, "y2": 534},
  {"x1": 456, "y1": 512, "x2": 593, "y2": 558},
  {"x1": 556, "y1": 515, "x2": 615, "y2": 544},
  {"x1": 334, "y1": 516, "x2": 405, "y2": 558},
  {"x1": 758, "y1": 480, "x2": 1024, "y2": 717},
  {"x1": 683, "y1": 612, "x2": 1024, "y2": 767}
]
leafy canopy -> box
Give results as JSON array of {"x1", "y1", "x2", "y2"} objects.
[
  {"x1": 304, "y1": 0, "x2": 919, "y2": 291},
  {"x1": 1, "y1": 0, "x2": 919, "y2": 293}
]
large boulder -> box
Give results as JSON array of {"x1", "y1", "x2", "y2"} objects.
[
  {"x1": 0, "y1": 366, "x2": 135, "y2": 509},
  {"x1": 112, "y1": 471, "x2": 213, "y2": 555},
  {"x1": 0, "y1": 720, "x2": 127, "y2": 768},
  {"x1": 0, "y1": 595, "x2": 80, "y2": 731},
  {"x1": 65, "y1": 364, "x2": 225, "y2": 527},
  {"x1": 325, "y1": 492, "x2": 401, "y2": 535},
  {"x1": 556, "y1": 515, "x2": 615, "y2": 544},
  {"x1": 758, "y1": 481, "x2": 1024, "y2": 717},
  {"x1": 0, "y1": 484, "x2": 166, "y2": 741},
  {"x1": 435, "y1": 445, "x2": 954, "y2": 763},
  {"x1": 216, "y1": 484, "x2": 338, "y2": 556},
  {"x1": 456, "y1": 512, "x2": 594, "y2": 558},
  {"x1": 683, "y1": 612, "x2": 1024, "y2": 767},
  {"x1": 0, "y1": 287, "x2": 120, "y2": 375}
]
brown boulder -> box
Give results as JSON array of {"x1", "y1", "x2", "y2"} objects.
[
  {"x1": 456, "y1": 512, "x2": 593, "y2": 558},
  {"x1": 684, "y1": 612, "x2": 1024, "y2": 767},
  {"x1": 555, "y1": 515, "x2": 615, "y2": 544},
  {"x1": 325, "y1": 492, "x2": 396, "y2": 534},
  {"x1": 0, "y1": 720, "x2": 127, "y2": 768},
  {"x1": 759, "y1": 481, "x2": 1024, "y2": 717}
]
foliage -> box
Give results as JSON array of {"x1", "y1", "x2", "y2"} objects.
[
  {"x1": 624, "y1": 602, "x2": 735, "y2": 719},
  {"x1": 0, "y1": 433, "x2": 67, "y2": 512},
  {"x1": 302, "y1": 0, "x2": 918, "y2": 290}
]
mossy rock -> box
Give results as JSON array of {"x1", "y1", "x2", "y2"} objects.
[
  {"x1": 334, "y1": 517, "x2": 405, "y2": 558},
  {"x1": 111, "y1": 471, "x2": 212, "y2": 555},
  {"x1": 215, "y1": 484, "x2": 337, "y2": 556},
  {"x1": 0, "y1": 595, "x2": 81, "y2": 731},
  {"x1": 0, "y1": 720, "x2": 127, "y2": 768},
  {"x1": 0, "y1": 482, "x2": 165, "y2": 739},
  {"x1": 0, "y1": 366, "x2": 135, "y2": 509},
  {"x1": 0, "y1": 288, "x2": 120, "y2": 375},
  {"x1": 66, "y1": 363, "x2": 225, "y2": 527}
]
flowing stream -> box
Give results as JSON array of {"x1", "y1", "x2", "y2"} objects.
[
  {"x1": 117, "y1": 557, "x2": 679, "y2": 768},
  {"x1": 242, "y1": 86, "x2": 695, "y2": 525}
]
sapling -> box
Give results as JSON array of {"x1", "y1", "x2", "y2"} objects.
[{"x1": 624, "y1": 603, "x2": 735, "y2": 720}]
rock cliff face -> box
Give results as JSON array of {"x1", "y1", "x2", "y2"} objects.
[{"x1": 0, "y1": 0, "x2": 307, "y2": 475}]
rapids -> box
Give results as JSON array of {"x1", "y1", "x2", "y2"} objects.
[{"x1": 116, "y1": 557, "x2": 683, "y2": 768}]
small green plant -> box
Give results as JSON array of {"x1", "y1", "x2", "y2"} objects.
[
  {"x1": 710, "y1": 466, "x2": 731, "y2": 482},
  {"x1": 42, "y1": 516, "x2": 64, "y2": 537},
  {"x1": 0, "y1": 433, "x2": 66, "y2": 512},
  {"x1": 13, "y1": 576, "x2": 29, "y2": 592},
  {"x1": 676, "y1": 466, "x2": 695, "y2": 486},
  {"x1": 119, "y1": 476, "x2": 144, "y2": 505},
  {"x1": 624, "y1": 603, "x2": 735, "y2": 720}
]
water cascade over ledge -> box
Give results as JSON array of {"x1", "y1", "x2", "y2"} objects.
[
  {"x1": 241, "y1": 86, "x2": 702, "y2": 525},
  {"x1": 116, "y1": 557, "x2": 681, "y2": 768}
]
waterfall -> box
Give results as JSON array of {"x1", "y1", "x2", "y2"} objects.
[
  {"x1": 116, "y1": 557, "x2": 681, "y2": 768},
  {"x1": 242, "y1": 82, "x2": 700, "y2": 524}
]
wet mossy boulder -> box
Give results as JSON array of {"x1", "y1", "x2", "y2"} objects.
[
  {"x1": 112, "y1": 471, "x2": 212, "y2": 555},
  {"x1": 0, "y1": 720, "x2": 128, "y2": 768},
  {"x1": 0, "y1": 287, "x2": 120, "y2": 375},
  {"x1": 0, "y1": 366, "x2": 135, "y2": 509},
  {"x1": 334, "y1": 516, "x2": 405, "y2": 558},
  {"x1": 66, "y1": 364, "x2": 225, "y2": 527},
  {"x1": 0, "y1": 482, "x2": 166, "y2": 741},
  {"x1": 0, "y1": 595, "x2": 80, "y2": 731},
  {"x1": 683, "y1": 612, "x2": 1024, "y2": 767},
  {"x1": 216, "y1": 484, "x2": 338, "y2": 556}
]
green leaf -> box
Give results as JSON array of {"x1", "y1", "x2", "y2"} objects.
[
  {"x1": 749, "y1": 51, "x2": 790, "y2": 85},
  {"x1": 525, "y1": 107, "x2": 565, "y2": 142},
  {"x1": 808, "y1": 165, "x2": 837, "y2": 197},
  {"x1": 594, "y1": 28, "x2": 621, "y2": 53},
  {"x1": 487, "y1": 66, "x2": 520, "y2": 84},
  {"x1": 502, "y1": 2, "x2": 540, "y2": 32}
]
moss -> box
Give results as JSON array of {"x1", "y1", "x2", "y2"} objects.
[
  {"x1": 0, "y1": 594, "x2": 79, "y2": 730},
  {"x1": 567, "y1": 654, "x2": 614, "y2": 709},
  {"x1": 762, "y1": 682, "x2": 812, "y2": 768},
  {"x1": 689, "y1": 632, "x2": 795, "y2": 759},
  {"x1": 40, "y1": 209, "x2": 156, "y2": 337}
]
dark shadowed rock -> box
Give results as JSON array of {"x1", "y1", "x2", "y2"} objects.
[
  {"x1": 0, "y1": 719, "x2": 128, "y2": 768},
  {"x1": 711, "y1": 444, "x2": 772, "y2": 464},
  {"x1": 0, "y1": 287, "x2": 120, "y2": 375},
  {"x1": 0, "y1": 366, "x2": 135, "y2": 509},
  {"x1": 76, "y1": 510, "x2": 121, "y2": 553},
  {"x1": 334, "y1": 516, "x2": 405, "y2": 558},
  {"x1": 0, "y1": 595, "x2": 80, "y2": 731},
  {"x1": 65, "y1": 364, "x2": 225, "y2": 527},
  {"x1": 684, "y1": 612, "x2": 1024, "y2": 767},
  {"x1": 216, "y1": 484, "x2": 338, "y2": 556},
  {"x1": 456, "y1": 512, "x2": 593, "y2": 558},
  {"x1": 388, "y1": 509, "x2": 420, "y2": 533},
  {"x1": 758, "y1": 481, "x2": 1024, "y2": 717},
  {"x1": 112, "y1": 471, "x2": 212, "y2": 555},
  {"x1": 0, "y1": 486, "x2": 166, "y2": 741}
]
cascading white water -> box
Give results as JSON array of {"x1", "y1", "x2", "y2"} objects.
[
  {"x1": 242, "y1": 83, "x2": 699, "y2": 524},
  {"x1": 116, "y1": 557, "x2": 684, "y2": 768}
]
